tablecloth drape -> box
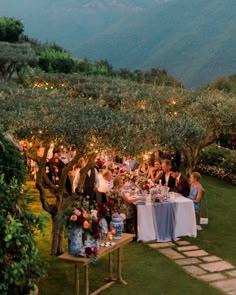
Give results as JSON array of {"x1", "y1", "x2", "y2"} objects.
[
  {"x1": 137, "y1": 196, "x2": 197, "y2": 242},
  {"x1": 153, "y1": 201, "x2": 176, "y2": 241}
]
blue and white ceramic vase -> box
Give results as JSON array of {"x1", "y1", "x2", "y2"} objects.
[
  {"x1": 68, "y1": 227, "x2": 83, "y2": 256},
  {"x1": 84, "y1": 233, "x2": 100, "y2": 250},
  {"x1": 110, "y1": 213, "x2": 124, "y2": 240},
  {"x1": 99, "y1": 217, "x2": 108, "y2": 239}
]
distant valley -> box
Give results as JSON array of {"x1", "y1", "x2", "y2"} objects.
[{"x1": 1, "y1": 0, "x2": 236, "y2": 87}]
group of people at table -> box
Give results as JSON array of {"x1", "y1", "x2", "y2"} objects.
[
  {"x1": 44, "y1": 147, "x2": 204, "y2": 237},
  {"x1": 70, "y1": 155, "x2": 204, "y2": 235}
]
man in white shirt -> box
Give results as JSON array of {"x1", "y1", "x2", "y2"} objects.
[
  {"x1": 96, "y1": 170, "x2": 113, "y2": 203},
  {"x1": 160, "y1": 159, "x2": 175, "y2": 189}
]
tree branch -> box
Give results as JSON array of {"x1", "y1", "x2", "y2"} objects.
[
  {"x1": 57, "y1": 149, "x2": 83, "y2": 197},
  {"x1": 35, "y1": 180, "x2": 56, "y2": 215}
]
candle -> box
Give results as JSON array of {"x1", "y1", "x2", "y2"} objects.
[
  {"x1": 108, "y1": 232, "x2": 113, "y2": 241},
  {"x1": 111, "y1": 228, "x2": 116, "y2": 235}
]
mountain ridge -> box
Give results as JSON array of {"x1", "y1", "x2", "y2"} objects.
[{"x1": 1, "y1": 0, "x2": 236, "y2": 87}]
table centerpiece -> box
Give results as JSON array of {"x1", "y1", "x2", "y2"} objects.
[{"x1": 63, "y1": 206, "x2": 100, "y2": 260}]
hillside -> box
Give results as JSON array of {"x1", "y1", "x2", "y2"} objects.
[
  {"x1": 1, "y1": 0, "x2": 236, "y2": 87},
  {"x1": 74, "y1": 0, "x2": 236, "y2": 88}
]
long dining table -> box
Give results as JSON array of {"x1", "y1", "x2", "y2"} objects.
[{"x1": 136, "y1": 196, "x2": 197, "y2": 242}]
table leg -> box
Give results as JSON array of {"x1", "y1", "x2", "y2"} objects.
[
  {"x1": 75, "y1": 264, "x2": 80, "y2": 295},
  {"x1": 109, "y1": 252, "x2": 115, "y2": 280},
  {"x1": 117, "y1": 248, "x2": 127, "y2": 285},
  {"x1": 105, "y1": 252, "x2": 115, "y2": 281},
  {"x1": 85, "y1": 264, "x2": 89, "y2": 295}
]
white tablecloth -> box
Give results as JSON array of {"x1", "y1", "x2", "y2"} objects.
[{"x1": 137, "y1": 196, "x2": 197, "y2": 242}]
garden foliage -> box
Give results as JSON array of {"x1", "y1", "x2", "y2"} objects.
[{"x1": 0, "y1": 133, "x2": 47, "y2": 295}]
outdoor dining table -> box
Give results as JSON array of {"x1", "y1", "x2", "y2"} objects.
[
  {"x1": 136, "y1": 196, "x2": 197, "y2": 242},
  {"x1": 58, "y1": 233, "x2": 135, "y2": 295}
]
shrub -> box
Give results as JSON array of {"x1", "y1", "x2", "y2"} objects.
[
  {"x1": 196, "y1": 164, "x2": 236, "y2": 186},
  {"x1": 0, "y1": 133, "x2": 47, "y2": 294},
  {"x1": 38, "y1": 48, "x2": 75, "y2": 73},
  {"x1": 197, "y1": 144, "x2": 236, "y2": 185},
  {"x1": 198, "y1": 144, "x2": 231, "y2": 167}
]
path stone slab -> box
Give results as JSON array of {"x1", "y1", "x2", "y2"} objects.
[
  {"x1": 199, "y1": 273, "x2": 226, "y2": 282},
  {"x1": 175, "y1": 258, "x2": 201, "y2": 266},
  {"x1": 201, "y1": 256, "x2": 222, "y2": 262},
  {"x1": 183, "y1": 265, "x2": 207, "y2": 276},
  {"x1": 184, "y1": 250, "x2": 209, "y2": 257},
  {"x1": 200, "y1": 261, "x2": 235, "y2": 273},
  {"x1": 210, "y1": 278, "x2": 236, "y2": 295},
  {"x1": 175, "y1": 240, "x2": 191, "y2": 246},
  {"x1": 159, "y1": 248, "x2": 185, "y2": 260},
  {"x1": 177, "y1": 245, "x2": 199, "y2": 252},
  {"x1": 148, "y1": 242, "x2": 174, "y2": 249},
  {"x1": 227, "y1": 270, "x2": 236, "y2": 278}
]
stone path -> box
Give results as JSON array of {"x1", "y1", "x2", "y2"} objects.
[{"x1": 147, "y1": 240, "x2": 236, "y2": 294}]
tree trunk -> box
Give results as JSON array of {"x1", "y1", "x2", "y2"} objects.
[
  {"x1": 51, "y1": 213, "x2": 64, "y2": 256},
  {"x1": 185, "y1": 153, "x2": 199, "y2": 176},
  {"x1": 182, "y1": 146, "x2": 198, "y2": 176}
]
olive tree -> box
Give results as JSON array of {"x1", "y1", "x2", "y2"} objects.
[
  {"x1": 0, "y1": 42, "x2": 37, "y2": 80},
  {"x1": 0, "y1": 81, "x2": 151, "y2": 255},
  {"x1": 150, "y1": 88, "x2": 236, "y2": 174}
]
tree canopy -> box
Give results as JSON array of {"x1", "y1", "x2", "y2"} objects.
[
  {"x1": 0, "y1": 42, "x2": 38, "y2": 80},
  {"x1": 146, "y1": 88, "x2": 236, "y2": 174},
  {"x1": 1, "y1": 73, "x2": 235, "y2": 254},
  {"x1": 0, "y1": 16, "x2": 24, "y2": 42}
]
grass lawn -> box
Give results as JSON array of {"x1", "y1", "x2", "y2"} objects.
[{"x1": 28, "y1": 175, "x2": 236, "y2": 295}]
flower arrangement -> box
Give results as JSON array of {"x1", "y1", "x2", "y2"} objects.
[
  {"x1": 122, "y1": 171, "x2": 131, "y2": 183},
  {"x1": 68, "y1": 208, "x2": 100, "y2": 238},
  {"x1": 96, "y1": 201, "x2": 114, "y2": 239},
  {"x1": 130, "y1": 175, "x2": 138, "y2": 183},
  {"x1": 64, "y1": 206, "x2": 100, "y2": 258},
  {"x1": 119, "y1": 167, "x2": 127, "y2": 174},
  {"x1": 97, "y1": 201, "x2": 113, "y2": 218},
  {"x1": 136, "y1": 176, "x2": 151, "y2": 193},
  {"x1": 112, "y1": 165, "x2": 120, "y2": 176}
]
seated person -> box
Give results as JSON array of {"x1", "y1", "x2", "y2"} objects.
[
  {"x1": 170, "y1": 166, "x2": 190, "y2": 197},
  {"x1": 160, "y1": 159, "x2": 175, "y2": 189},
  {"x1": 128, "y1": 157, "x2": 139, "y2": 172},
  {"x1": 137, "y1": 158, "x2": 150, "y2": 177},
  {"x1": 149, "y1": 150, "x2": 160, "y2": 166},
  {"x1": 148, "y1": 160, "x2": 162, "y2": 183},
  {"x1": 107, "y1": 176, "x2": 144, "y2": 235},
  {"x1": 188, "y1": 172, "x2": 203, "y2": 211}
]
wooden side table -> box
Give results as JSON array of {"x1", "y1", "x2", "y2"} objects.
[{"x1": 58, "y1": 233, "x2": 135, "y2": 295}]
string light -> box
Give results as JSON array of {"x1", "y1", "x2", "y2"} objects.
[
  {"x1": 143, "y1": 154, "x2": 149, "y2": 160},
  {"x1": 32, "y1": 79, "x2": 68, "y2": 90}
]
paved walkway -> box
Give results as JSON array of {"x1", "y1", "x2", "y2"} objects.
[{"x1": 147, "y1": 240, "x2": 236, "y2": 295}]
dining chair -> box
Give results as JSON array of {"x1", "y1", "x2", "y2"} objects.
[{"x1": 195, "y1": 188, "x2": 208, "y2": 228}]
